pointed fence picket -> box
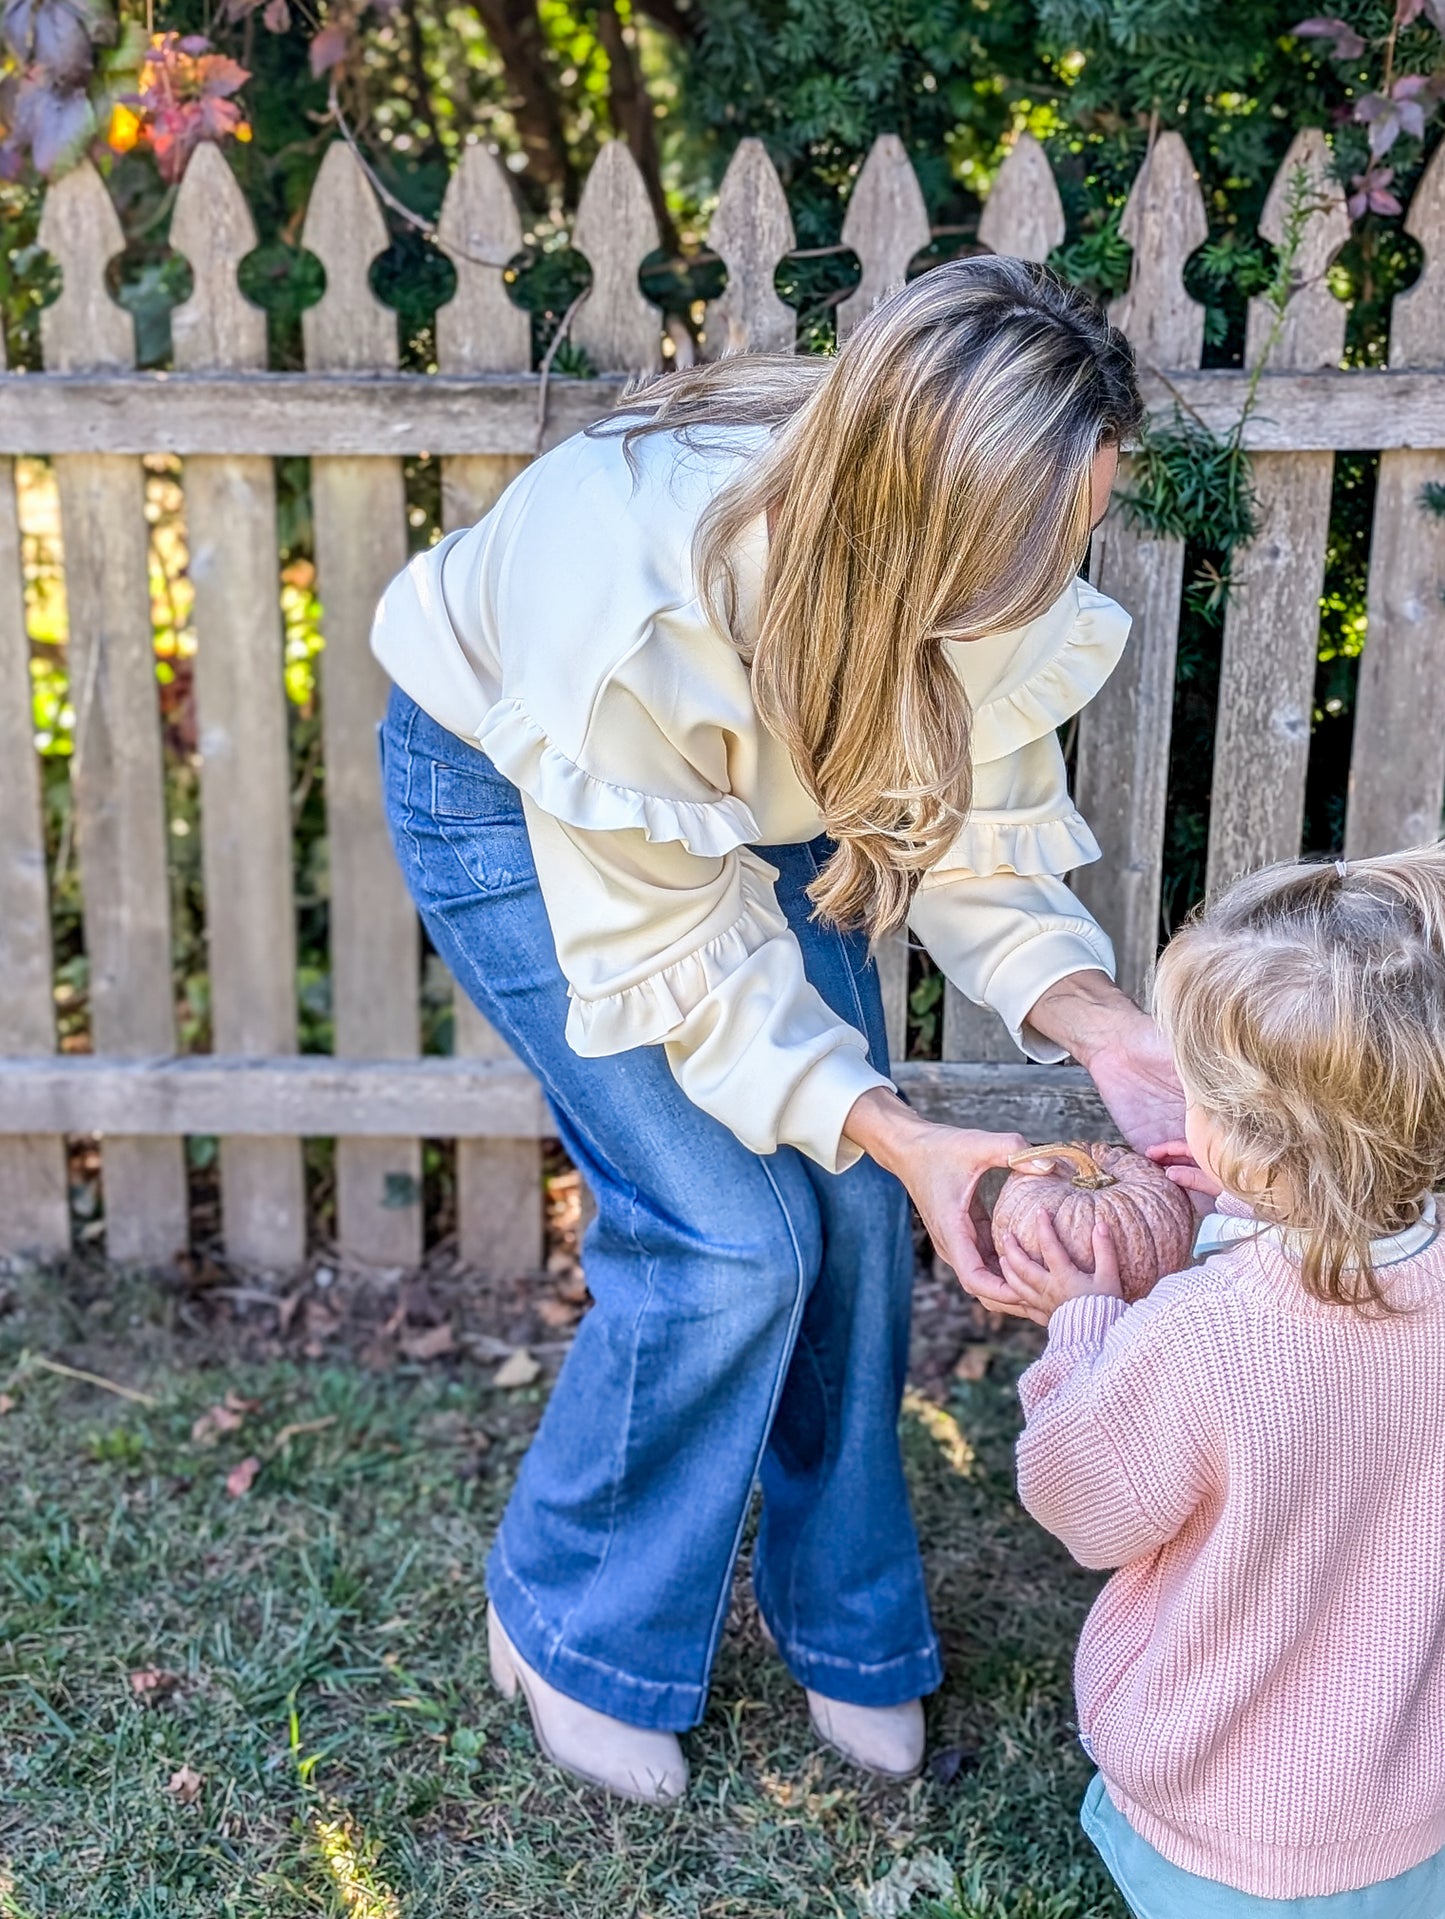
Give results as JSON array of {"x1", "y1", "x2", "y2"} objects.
[
  {"x1": 302, "y1": 142, "x2": 422, "y2": 1269},
  {"x1": 1076, "y1": 131, "x2": 1208, "y2": 1002},
  {"x1": 1207, "y1": 129, "x2": 1352, "y2": 890},
  {"x1": 0, "y1": 320, "x2": 68, "y2": 1256},
  {"x1": 39, "y1": 161, "x2": 188, "y2": 1266},
  {"x1": 704, "y1": 139, "x2": 796, "y2": 358},
  {"x1": 4, "y1": 127, "x2": 1445, "y2": 1268},
  {"x1": 1345, "y1": 140, "x2": 1445, "y2": 858},
  {"x1": 172, "y1": 145, "x2": 306, "y2": 1270},
  {"x1": 436, "y1": 144, "x2": 547, "y2": 1279}
]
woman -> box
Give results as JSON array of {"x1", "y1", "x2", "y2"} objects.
[{"x1": 371, "y1": 257, "x2": 1181, "y2": 1804}]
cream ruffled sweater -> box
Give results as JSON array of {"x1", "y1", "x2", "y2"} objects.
[{"x1": 371, "y1": 423, "x2": 1131, "y2": 1171}]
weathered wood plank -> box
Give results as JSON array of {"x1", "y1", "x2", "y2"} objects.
[
  {"x1": 172, "y1": 144, "x2": 305, "y2": 1270},
  {"x1": 703, "y1": 138, "x2": 797, "y2": 357},
  {"x1": 1346, "y1": 142, "x2": 1445, "y2": 857},
  {"x1": 941, "y1": 990, "x2": 1022, "y2": 1064},
  {"x1": 0, "y1": 1054, "x2": 1100, "y2": 1142},
  {"x1": 572, "y1": 141, "x2": 662, "y2": 374},
  {"x1": 0, "y1": 1055, "x2": 550, "y2": 1138},
  {"x1": 1077, "y1": 132, "x2": 1208, "y2": 1003},
  {"x1": 1207, "y1": 130, "x2": 1351, "y2": 889},
  {"x1": 39, "y1": 161, "x2": 187, "y2": 1265},
  {"x1": 0, "y1": 328, "x2": 68, "y2": 1255},
  {"x1": 436, "y1": 145, "x2": 545, "y2": 1279},
  {"x1": 838, "y1": 136, "x2": 930, "y2": 339},
  {"x1": 302, "y1": 143, "x2": 422, "y2": 1266},
  {"x1": 4, "y1": 366, "x2": 1445, "y2": 456},
  {"x1": 977, "y1": 133, "x2": 1065, "y2": 264}
]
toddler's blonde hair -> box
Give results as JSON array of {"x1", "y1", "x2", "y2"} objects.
[{"x1": 1154, "y1": 844, "x2": 1445, "y2": 1310}]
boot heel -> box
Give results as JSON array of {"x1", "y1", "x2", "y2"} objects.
[{"x1": 487, "y1": 1605, "x2": 520, "y2": 1701}]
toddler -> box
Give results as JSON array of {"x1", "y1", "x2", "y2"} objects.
[{"x1": 995, "y1": 847, "x2": 1445, "y2": 1915}]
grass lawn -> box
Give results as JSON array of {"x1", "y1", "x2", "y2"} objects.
[{"x1": 0, "y1": 1257, "x2": 1127, "y2": 1919}]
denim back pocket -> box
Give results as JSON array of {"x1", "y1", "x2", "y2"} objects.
[{"x1": 431, "y1": 759, "x2": 533, "y2": 896}]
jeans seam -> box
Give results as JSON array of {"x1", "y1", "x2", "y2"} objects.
[
  {"x1": 553, "y1": 1179, "x2": 652, "y2": 1653},
  {"x1": 699, "y1": 1152, "x2": 812, "y2": 1687},
  {"x1": 801, "y1": 838, "x2": 880, "y2": 1066},
  {"x1": 394, "y1": 697, "x2": 426, "y2": 877}
]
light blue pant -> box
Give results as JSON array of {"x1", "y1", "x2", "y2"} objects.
[
  {"x1": 380, "y1": 690, "x2": 942, "y2": 1730},
  {"x1": 1082, "y1": 1775, "x2": 1445, "y2": 1917}
]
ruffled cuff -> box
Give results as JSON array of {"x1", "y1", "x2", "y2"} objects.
[
  {"x1": 776, "y1": 1046, "x2": 892, "y2": 1174},
  {"x1": 985, "y1": 925, "x2": 1117, "y2": 1063},
  {"x1": 564, "y1": 857, "x2": 788, "y2": 1056},
  {"x1": 477, "y1": 697, "x2": 759, "y2": 858},
  {"x1": 928, "y1": 804, "x2": 1101, "y2": 883},
  {"x1": 969, "y1": 584, "x2": 1132, "y2": 762},
  {"x1": 1047, "y1": 1294, "x2": 1130, "y2": 1348}
]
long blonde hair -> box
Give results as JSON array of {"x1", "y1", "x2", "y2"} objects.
[
  {"x1": 1154, "y1": 845, "x2": 1445, "y2": 1311},
  {"x1": 596, "y1": 256, "x2": 1141, "y2": 931}
]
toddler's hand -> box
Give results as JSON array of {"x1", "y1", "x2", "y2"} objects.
[
  {"x1": 1147, "y1": 1140, "x2": 1223, "y2": 1210},
  {"x1": 998, "y1": 1213, "x2": 1123, "y2": 1325}
]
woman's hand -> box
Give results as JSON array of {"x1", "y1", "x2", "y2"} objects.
[
  {"x1": 843, "y1": 1087, "x2": 1027, "y2": 1293},
  {"x1": 1028, "y1": 970, "x2": 1185, "y2": 1154},
  {"x1": 996, "y1": 1212, "x2": 1124, "y2": 1326}
]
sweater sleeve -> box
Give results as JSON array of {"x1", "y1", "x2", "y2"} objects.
[
  {"x1": 1016, "y1": 1292, "x2": 1216, "y2": 1569},
  {"x1": 521, "y1": 799, "x2": 890, "y2": 1172}
]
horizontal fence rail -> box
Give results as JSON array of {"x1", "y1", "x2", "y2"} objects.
[
  {"x1": 2, "y1": 123, "x2": 1443, "y2": 1271},
  {"x1": 3, "y1": 367, "x2": 1445, "y2": 455}
]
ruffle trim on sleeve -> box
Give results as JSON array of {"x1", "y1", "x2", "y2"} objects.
[
  {"x1": 476, "y1": 697, "x2": 761, "y2": 858},
  {"x1": 564, "y1": 855, "x2": 788, "y2": 1056},
  {"x1": 926, "y1": 805, "x2": 1101, "y2": 883},
  {"x1": 970, "y1": 585, "x2": 1132, "y2": 764}
]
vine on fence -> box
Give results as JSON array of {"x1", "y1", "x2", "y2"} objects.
[{"x1": 1121, "y1": 164, "x2": 1326, "y2": 614}]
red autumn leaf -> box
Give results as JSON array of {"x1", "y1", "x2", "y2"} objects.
[
  {"x1": 308, "y1": 20, "x2": 351, "y2": 76},
  {"x1": 225, "y1": 1454, "x2": 261, "y2": 1497},
  {"x1": 196, "y1": 52, "x2": 248, "y2": 96}
]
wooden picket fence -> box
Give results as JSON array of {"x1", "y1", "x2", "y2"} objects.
[{"x1": 0, "y1": 121, "x2": 1442, "y2": 1274}]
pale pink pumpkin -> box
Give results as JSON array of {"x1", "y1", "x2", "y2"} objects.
[{"x1": 992, "y1": 1141, "x2": 1196, "y2": 1302}]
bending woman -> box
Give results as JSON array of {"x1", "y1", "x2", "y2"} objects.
[{"x1": 371, "y1": 257, "x2": 1181, "y2": 1803}]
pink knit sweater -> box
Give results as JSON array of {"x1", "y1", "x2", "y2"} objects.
[{"x1": 1016, "y1": 1197, "x2": 1445, "y2": 1899}]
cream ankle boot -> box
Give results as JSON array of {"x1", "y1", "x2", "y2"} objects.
[
  {"x1": 805, "y1": 1690, "x2": 925, "y2": 1780},
  {"x1": 757, "y1": 1614, "x2": 926, "y2": 1780},
  {"x1": 487, "y1": 1606, "x2": 689, "y2": 1805}
]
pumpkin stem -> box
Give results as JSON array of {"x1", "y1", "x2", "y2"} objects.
[{"x1": 1007, "y1": 1141, "x2": 1119, "y2": 1191}]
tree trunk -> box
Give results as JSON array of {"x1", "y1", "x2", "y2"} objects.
[
  {"x1": 471, "y1": 0, "x2": 577, "y2": 207},
  {"x1": 596, "y1": 1, "x2": 678, "y2": 255}
]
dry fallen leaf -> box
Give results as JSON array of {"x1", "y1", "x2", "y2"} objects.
[
  {"x1": 536, "y1": 1297, "x2": 578, "y2": 1330},
  {"x1": 493, "y1": 1349, "x2": 540, "y2": 1390},
  {"x1": 166, "y1": 1762, "x2": 203, "y2": 1804},
  {"x1": 191, "y1": 1403, "x2": 244, "y2": 1445},
  {"x1": 225, "y1": 1455, "x2": 261, "y2": 1498},
  {"x1": 952, "y1": 1345, "x2": 992, "y2": 1383},
  {"x1": 399, "y1": 1322, "x2": 456, "y2": 1363},
  {"x1": 130, "y1": 1668, "x2": 182, "y2": 1700},
  {"x1": 272, "y1": 1415, "x2": 337, "y2": 1451}
]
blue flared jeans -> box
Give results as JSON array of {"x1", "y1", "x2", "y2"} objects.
[{"x1": 380, "y1": 689, "x2": 942, "y2": 1730}]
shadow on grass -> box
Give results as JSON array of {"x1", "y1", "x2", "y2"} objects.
[{"x1": 0, "y1": 1262, "x2": 1126, "y2": 1919}]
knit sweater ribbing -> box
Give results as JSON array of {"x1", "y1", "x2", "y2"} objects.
[{"x1": 1016, "y1": 1228, "x2": 1445, "y2": 1899}]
